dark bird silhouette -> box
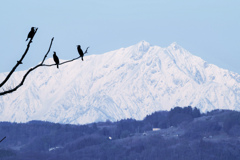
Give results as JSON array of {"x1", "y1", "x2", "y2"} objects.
[
  {"x1": 77, "y1": 45, "x2": 85, "y2": 61},
  {"x1": 53, "y1": 51, "x2": 59, "y2": 69},
  {"x1": 26, "y1": 27, "x2": 36, "y2": 41}
]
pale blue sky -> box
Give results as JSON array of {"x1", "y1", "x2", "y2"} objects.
[{"x1": 0, "y1": 0, "x2": 240, "y2": 74}]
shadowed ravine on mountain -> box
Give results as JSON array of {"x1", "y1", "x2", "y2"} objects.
[{"x1": 0, "y1": 41, "x2": 240, "y2": 124}]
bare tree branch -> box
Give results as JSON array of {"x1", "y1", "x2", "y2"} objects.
[
  {"x1": 0, "y1": 40, "x2": 89, "y2": 96},
  {"x1": 42, "y1": 56, "x2": 81, "y2": 67},
  {"x1": 0, "y1": 64, "x2": 41, "y2": 96},
  {"x1": 0, "y1": 136, "x2": 6, "y2": 143},
  {"x1": 0, "y1": 28, "x2": 38, "y2": 88},
  {"x1": 41, "y1": 37, "x2": 54, "y2": 64},
  {"x1": 84, "y1": 47, "x2": 89, "y2": 54},
  {"x1": 42, "y1": 46, "x2": 89, "y2": 67}
]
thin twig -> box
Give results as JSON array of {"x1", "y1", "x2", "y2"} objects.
[
  {"x1": 41, "y1": 37, "x2": 54, "y2": 64},
  {"x1": 84, "y1": 47, "x2": 89, "y2": 54},
  {"x1": 0, "y1": 136, "x2": 6, "y2": 143}
]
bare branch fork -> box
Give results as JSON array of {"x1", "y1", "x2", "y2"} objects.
[{"x1": 0, "y1": 36, "x2": 89, "y2": 96}]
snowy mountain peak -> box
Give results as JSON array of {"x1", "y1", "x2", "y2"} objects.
[
  {"x1": 136, "y1": 40, "x2": 150, "y2": 52},
  {"x1": 169, "y1": 42, "x2": 182, "y2": 50},
  {"x1": 0, "y1": 42, "x2": 240, "y2": 125}
]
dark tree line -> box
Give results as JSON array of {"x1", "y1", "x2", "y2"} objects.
[{"x1": 0, "y1": 106, "x2": 240, "y2": 159}]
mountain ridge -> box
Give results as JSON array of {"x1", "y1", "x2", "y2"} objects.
[{"x1": 0, "y1": 41, "x2": 240, "y2": 124}]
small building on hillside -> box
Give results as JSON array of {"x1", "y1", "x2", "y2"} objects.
[{"x1": 152, "y1": 128, "x2": 161, "y2": 131}]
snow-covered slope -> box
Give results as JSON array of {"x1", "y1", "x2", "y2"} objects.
[{"x1": 0, "y1": 41, "x2": 240, "y2": 124}]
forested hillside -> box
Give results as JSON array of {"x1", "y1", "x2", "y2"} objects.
[{"x1": 0, "y1": 106, "x2": 240, "y2": 160}]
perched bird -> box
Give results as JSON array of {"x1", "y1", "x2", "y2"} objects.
[
  {"x1": 53, "y1": 51, "x2": 59, "y2": 69},
  {"x1": 77, "y1": 45, "x2": 84, "y2": 61},
  {"x1": 26, "y1": 27, "x2": 36, "y2": 41}
]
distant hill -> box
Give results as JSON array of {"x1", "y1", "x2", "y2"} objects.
[{"x1": 0, "y1": 107, "x2": 240, "y2": 160}]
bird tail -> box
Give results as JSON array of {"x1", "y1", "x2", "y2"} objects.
[
  {"x1": 57, "y1": 65, "x2": 59, "y2": 69},
  {"x1": 81, "y1": 57, "x2": 84, "y2": 61}
]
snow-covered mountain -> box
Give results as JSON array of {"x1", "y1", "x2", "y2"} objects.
[{"x1": 0, "y1": 41, "x2": 240, "y2": 124}]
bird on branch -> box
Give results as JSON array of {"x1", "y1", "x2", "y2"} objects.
[
  {"x1": 77, "y1": 45, "x2": 89, "y2": 61},
  {"x1": 77, "y1": 45, "x2": 84, "y2": 61},
  {"x1": 26, "y1": 27, "x2": 36, "y2": 41},
  {"x1": 53, "y1": 51, "x2": 59, "y2": 69}
]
